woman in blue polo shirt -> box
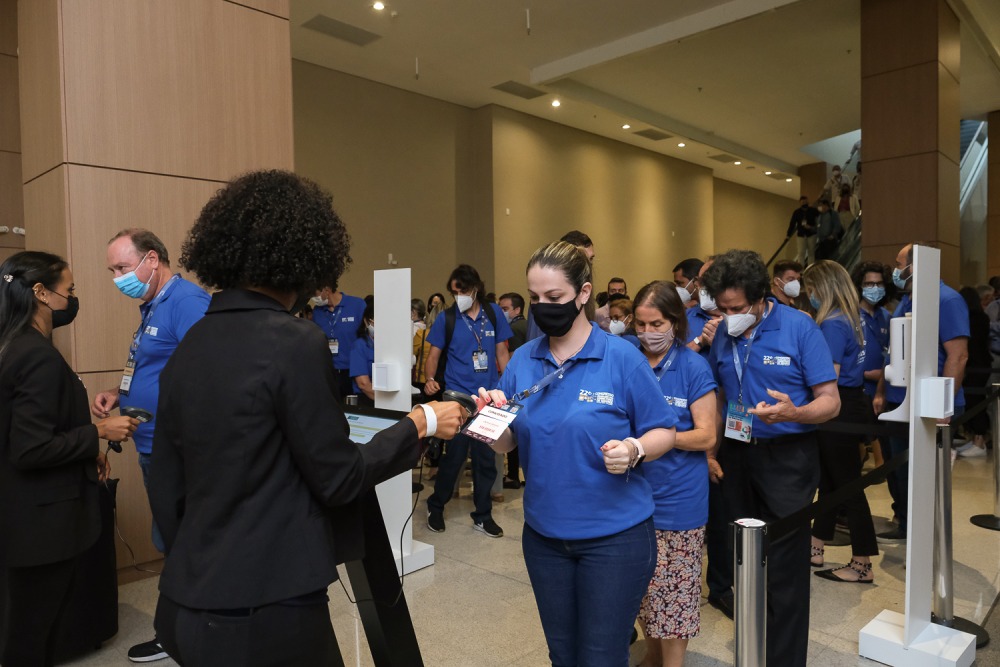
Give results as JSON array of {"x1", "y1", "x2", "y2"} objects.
[
  {"x1": 702, "y1": 249, "x2": 839, "y2": 667},
  {"x1": 803, "y1": 261, "x2": 878, "y2": 584},
  {"x1": 349, "y1": 304, "x2": 376, "y2": 406},
  {"x1": 631, "y1": 281, "x2": 717, "y2": 667},
  {"x1": 480, "y1": 241, "x2": 676, "y2": 667}
]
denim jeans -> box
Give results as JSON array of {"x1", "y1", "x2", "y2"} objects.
[
  {"x1": 522, "y1": 518, "x2": 656, "y2": 667},
  {"x1": 138, "y1": 452, "x2": 166, "y2": 553}
]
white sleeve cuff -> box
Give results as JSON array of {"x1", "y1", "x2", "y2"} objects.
[{"x1": 417, "y1": 403, "x2": 437, "y2": 438}]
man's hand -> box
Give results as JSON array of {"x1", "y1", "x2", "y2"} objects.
[
  {"x1": 749, "y1": 389, "x2": 800, "y2": 424},
  {"x1": 424, "y1": 378, "x2": 441, "y2": 396},
  {"x1": 701, "y1": 317, "x2": 723, "y2": 347},
  {"x1": 91, "y1": 389, "x2": 119, "y2": 418}
]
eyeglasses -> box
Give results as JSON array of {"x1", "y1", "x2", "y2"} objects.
[{"x1": 861, "y1": 281, "x2": 884, "y2": 288}]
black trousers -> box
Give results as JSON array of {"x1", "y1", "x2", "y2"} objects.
[
  {"x1": 3, "y1": 557, "x2": 78, "y2": 667},
  {"x1": 812, "y1": 386, "x2": 878, "y2": 556},
  {"x1": 427, "y1": 432, "x2": 497, "y2": 523},
  {"x1": 705, "y1": 478, "x2": 733, "y2": 599},
  {"x1": 720, "y1": 434, "x2": 819, "y2": 667},
  {"x1": 155, "y1": 593, "x2": 342, "y2": 667}
]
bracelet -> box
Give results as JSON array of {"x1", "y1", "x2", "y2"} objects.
[{"x1": 416, "y1": 403, "x2": 437, "y2": 438}]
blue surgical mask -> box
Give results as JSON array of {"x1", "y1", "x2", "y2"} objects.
[
  {"x1": 862, "y1": 286, "x2": 885, "y2": 305},
  {"x1": 892, "y1": 265, "x2": 910, "y2": 290},
  {"x1": 808, "y1": 294, "x2": 821, "y2": 311},
  {"x1": 113, "y1": 253, "x2": 153, "y2": 299}
]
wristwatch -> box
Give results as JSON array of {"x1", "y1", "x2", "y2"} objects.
[
  {"x1": 625, "y1": 437, "x2": 646, "y2": 468},
  {"x1": 693, "y1": 336, "x2": 702, "y2": 349}
]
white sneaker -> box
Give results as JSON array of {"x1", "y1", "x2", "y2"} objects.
[{"x1": 957, "y1": 444, "x2": 987, "y2": 458}]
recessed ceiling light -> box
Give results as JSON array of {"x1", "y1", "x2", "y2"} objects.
[
  {"x1": 372, "y1": 1, "x2": 385, "y2": 9},
  {"x1": 622, "y1": 124, "x2": 631, "y2": 130},
  {"x1": 551, "y1": 100, "x2": 561, "y2": 107},
  {"x1": 764, "y1": 171, "x2": 772, "y2": 175},
  {"x1": 785, "y1": 178, "x2": 793, "y2": 182},
  {"x1": 677, "y1": 142, "x2": 686, "y2": 148},
  {"x1": 734, "y1": 161, "x2": 741, "y2": 165}
]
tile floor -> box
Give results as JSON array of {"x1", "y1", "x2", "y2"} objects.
[{"x1": 63, "y1": 450, "x2": 1000, "y2": 666}]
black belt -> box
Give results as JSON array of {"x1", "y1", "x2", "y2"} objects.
[{"x1": 729, "y1": 432, "x2": 815, "y2": 446}]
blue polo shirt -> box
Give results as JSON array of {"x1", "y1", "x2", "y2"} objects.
[
  {"x1": 349, "y1": 335, "x2": 375, "y2": 394},
  {"x1": 311, "y1": 294, "x2": 367, "y2": 370},
  {"x1": 498, "y1": 324, "x2": 677, "y2": 540},
  {"x1": 885, "y1": 282, "x2": 970, "y2": 407},
  {"x1": 819, "y1": 312, "x2": 865, "y2": 388},
  {"x1": 860, "y1": 307, "x2": 890, "y2": 397},
  {"x1": 644, "y1": 344, "x2": 716, "y2": 531},
  {"x1": 122, "y1": 276, "x2": 210, "y2": 454},
  {"x1": 709, "y1": 298, "x2": 837, "y2": 439},
  {"x1": 427, "y1": 303, "x2": 512, "y2": 395},
  {"x1": 686, "y1": 306, "x2": 714, "y2": 359}
]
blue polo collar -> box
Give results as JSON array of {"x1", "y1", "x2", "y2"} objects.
[{"x1": 530, "y1": 322, "x2": 607, "y2": 365}]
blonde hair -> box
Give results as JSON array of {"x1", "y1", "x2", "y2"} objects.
[
  {"x1": 526, "y1": 241, "x2": 595, "y2": 321},
  {"x1": 803, "y1": 260, "x2": 864, "y2": 345}
]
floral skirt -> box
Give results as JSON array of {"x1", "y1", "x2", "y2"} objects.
[{"x1": 638, "y1": 526, "x2": 705, "y2": 639}]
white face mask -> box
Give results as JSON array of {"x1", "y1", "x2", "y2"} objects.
[
  {"x1": 699, "y1": 289, "x2": 717, "y2": 313},
  {"x1": 725, "y1": 305, "x2": 757, "y2": 337},
  {"x1": 608, "y1": 320, "x2": 627, "y2": 336},
  {"x1": 502, "y1": 309, "x2": 514, "y2": 323},
  {"x1": 779, "y1": 278, "x2": 801, "y2": 298},
  {"x1": 676, "y1": 279, "x2": 694, "y2": 304},
  {"x1": 309, "y1": 296, "x2": 328, "y2": 307},
  {"x1": 455, "y1": 293, "x2": 475, "y2": 312},
  {"x1": 366, "y1": 324, "x2": 375, "y2": 338}
]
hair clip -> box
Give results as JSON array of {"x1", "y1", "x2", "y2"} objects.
[{"x1": 2, "y1": 275, "x2": 12, "y2": 283}]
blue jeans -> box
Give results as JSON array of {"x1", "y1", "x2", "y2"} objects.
[
  {"x1": 522, "y1": 518, "x2": 656, "y2": 667},
  {"x1": 138, "y1": 453, "x2": 166, "y2": 553}
]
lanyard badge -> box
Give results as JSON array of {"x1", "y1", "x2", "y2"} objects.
[{"x1": 461, "y1": 403, "x2": 520, "y2": 445}]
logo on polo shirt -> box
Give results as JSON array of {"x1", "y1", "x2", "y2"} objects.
[
  {"x1": 665, "y1": 396, "x2": 688, "y2": 409},
  {"x1": 485, "y1": 330, "x2": 495, "y2": 337},
  {"x1": 762, "y1": 355, "x2": 791, "y2": 366},
  {"x1": 341, "y1": 316, "x2": 355, "y2": 323},
  {"x1": 144, "y1": 326, "x2": 159, "y2": 336},
  {"x1": 578, "y1": 390, "x2": 614, "y2": 405}
]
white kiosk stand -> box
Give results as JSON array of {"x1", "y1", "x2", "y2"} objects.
[
  {"x1": 858, "y1": 246, "x2": 975, "y2": 666},
  {"x1": 372, "y1": 268, "x2": 435, "y2": 574}
]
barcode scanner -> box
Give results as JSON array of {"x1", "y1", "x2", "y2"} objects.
[
  {"x1": 426, "y1": 390, "x2": 478, "y2": 458},
  {"x1": 108, "y1": 406, "x2": 153, "y2": 453}
]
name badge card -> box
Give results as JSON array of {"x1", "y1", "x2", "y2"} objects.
[
  {"x1": 119, "y1": 360, "x2": 136, "y2": 396},
  {"x1": 472, "y1": 349, "x2": 488, "y2": 373},
  {"x1": 725, "y1": 400, "x2": 753, "y2": 442},
  {"x1": 462, "y1": 403, "x2": 520, "y2": 445},
  {"x1": 328, "y1": 338, "x2": 339, "y2": 355}
]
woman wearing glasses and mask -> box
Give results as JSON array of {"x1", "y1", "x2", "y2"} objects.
[
  {"x1": 476, "y1": 241, "x2": 676, "y2": 666},
  {"x1": 701, "y1": 249, "x2": 839, "y2": 667},
  {"x1": 0, "y1": 251, "x2": 137, "y2": 666}
]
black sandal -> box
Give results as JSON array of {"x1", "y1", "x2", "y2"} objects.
[
  {"x1": 814, "y1": 559, "x2": 874, "y2": 584},
  {"x1": 810, "y1": 544, "x2": 824, "y2": 567}
]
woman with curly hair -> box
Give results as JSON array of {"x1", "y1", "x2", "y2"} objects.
[{"x1": 148, "y1": 170, "x2": 469, "y2": 666}]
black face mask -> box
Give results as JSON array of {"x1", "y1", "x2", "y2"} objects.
[
  {"x1": 49, "y1": 294, "x2": 79, "y2": 328},
  {"x1": 532, "y1": 298, "x2": 582, "y2": 338}
]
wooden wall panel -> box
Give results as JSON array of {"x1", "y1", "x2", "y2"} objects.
[
  {"x1": 0, "y1": 0, "x2": 15, "y2": 56},
  {"x1": 64, "y1": 165, "x2": 218, "y2": 374},
  {"x1": 61, "y1": 0, "x2": 292, "y2": 181},
  {"x1": 79, "y1": 369, "x2": 162, "y2": 569},
  {"x1": 860, "y1": 63, "x2": 941, "y2": 162},
  {"x1": 226, "y1": 0, "x2": 289, "y2": 19},
  {"x1": 0, "y1": 54, "x2": 19, "y2": 152},
  {"x1": 0, "y1": 149, "x2": 24, "y2": 244},
  {"x1": 17, "y1": 0, "x2": 65, "y2": 182}
]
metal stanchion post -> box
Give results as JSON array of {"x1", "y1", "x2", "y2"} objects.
[
  {"x1": 971, "y1": 385, "x2": 1000, "y2": 531},
  {"x1": 733, "y1": 519, "x2": 766, "y2": 667},
  {"x1": 933, "y1": 424, "x2": 990, "y2": 647}
]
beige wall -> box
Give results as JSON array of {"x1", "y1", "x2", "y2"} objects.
[
  {"x1": 0, "y1": 0, "x2": 23, "y2": 264},
  {"x1": 293, "y1": 60, "x2": 466, "y2": 303},
  {"x1": 713, "y1": 178, "x2": 798, "y2": 264}
]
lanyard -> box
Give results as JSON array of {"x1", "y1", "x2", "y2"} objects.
[
  {"x1": 510, "y1": 358, "x2": 576, "y2": 404},
  {"x1": 653, "y1": 343, "x2": 680, "y2": 381},
  {"x1": 322, "y1": 305, "x2": 343, "y2": 338},
  {"x1": 461, "y1": 309, "x2": 488, "y2": 351},
  {"x1": 128, "y1": 274, "x2": 180, "y2": 361},
  {"x1": 731, "y1": 304, "x2": 770, "y2": 404}
]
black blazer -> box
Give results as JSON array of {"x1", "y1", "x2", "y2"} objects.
[
  {"x1": 150, "y1": 290, "x2": 421, "y2": 610},
  {"x1": 0, "y1": 328, "x2": 100, "y2": 567}
]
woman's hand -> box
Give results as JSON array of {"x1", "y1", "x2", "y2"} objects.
[
  {"x1": 476, "y1": 387, "x2": 508, "y2": 411},
  {"x1": 600, "y1": 439, "x2": 633, "y2": 475},
  {"x1": 97, "y1": 416, "x2": 139, "y2": 442},
  {"x1": 96, "y1": 451, "x2": 111, "y2": 482}
]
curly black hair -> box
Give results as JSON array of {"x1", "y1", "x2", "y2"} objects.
[
  {"x1": 701, "y1": 249, "x2": 770, "y2": 303},
  {"x1": 181, "y1": 170, "x2": 352, "y2": 293}
]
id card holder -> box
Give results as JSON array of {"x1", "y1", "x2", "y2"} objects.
[
  {"x1": 725, "y1": 400, "x2": 753, "y2": 443},
  {"x1": 462, "y1": 403, "x2": 520, "y2": 445},
  {"x1": 328, "y1": 338, "x2": 339, "y2": 356},
  {"x1": 472, "y1": 349, "x2": 488, "y2": 373},
  {"x1": 119, "y1": 360, "x2": 136, "y2": 396}
]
